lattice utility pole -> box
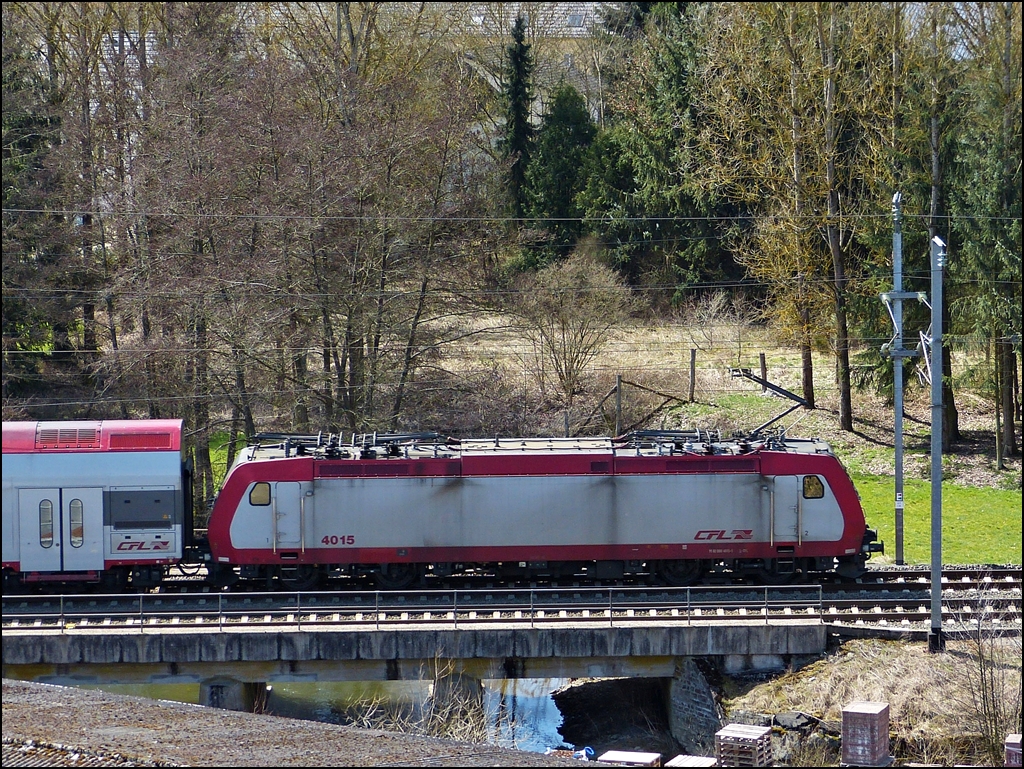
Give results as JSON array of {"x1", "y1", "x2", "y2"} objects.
[{"x1": 880, "y1": 193, "x2": 924, "y2": 565}]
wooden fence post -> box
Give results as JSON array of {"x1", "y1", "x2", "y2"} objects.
[
  {"x1": 615, "y1": 374, "x2": 622, "y2": 436},
  {"x1": 759, "y1": 352, "x2": 767, "y2": 392},
  {"x1": 689, "y1": 349, "x2": 696, "y2": 403}
]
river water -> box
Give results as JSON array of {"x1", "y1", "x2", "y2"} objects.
[{"x1": 77, "y1": 678, "x2": 573, "y2": 755}]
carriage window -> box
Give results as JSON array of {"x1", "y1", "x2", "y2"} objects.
[
  {"x1": 249, "y1": 482, "x2": 271, "y2": 506},
  {"x1": 803, "y1": 475, "x2": 825, "y2": 499},
  {"x1": 39, "y1": 500, "x2": 54, "y2": 548},
  {"x1": 69, "y1": 499, "x2": 84, "y2": 547}
]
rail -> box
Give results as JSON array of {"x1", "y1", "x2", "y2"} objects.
[
  {"x1": 4, "y1": 567, "x2": 1020, "y2": 635},
  {"x1": 2, "y1": 584, "x2": 826, "y2": 633}
]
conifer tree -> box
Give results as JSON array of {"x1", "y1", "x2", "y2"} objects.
[
  {"x1": 500, "y1": 15, "x2": 535, "y2": 221},
  {"x1": 525, "y1": 83, "x2": 596, "y2": 264}
]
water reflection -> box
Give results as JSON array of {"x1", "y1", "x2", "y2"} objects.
[
  {"x1": 76, "y1": 678, "x2": 573, "y2": 755},
  {"x1": 485, "y1": 678, "x2": 570, "y2": 753}
]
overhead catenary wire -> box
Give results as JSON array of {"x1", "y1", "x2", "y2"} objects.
[{"x1": 3, "y1": 206, "x2": 1022, "y2": 223}]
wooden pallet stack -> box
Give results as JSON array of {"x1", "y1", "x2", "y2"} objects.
[
  {"x1": 841, "y1": 701, "x2": 891, "y2": 767},
  {"x1": 715, "y1": 723, "x2": 772, "y2": 767}
]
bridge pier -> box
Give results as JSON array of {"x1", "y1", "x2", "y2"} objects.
[
  {"x1": 667, "y1": 657, "x2": 723, "y2": 755},
  {"x1": 199, "y1": 677, "x2": 267, "y2": 712}
]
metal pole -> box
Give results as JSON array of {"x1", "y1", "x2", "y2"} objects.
[
  {"x1": 893, "y1": 193, "x2": 905, "y2": 565},
  {"x1": 882, "y1": 193, "x2": 922, "y2": 564},
  {"x1": 928, "y1": 235, "x2": 946, "y2": 653}
]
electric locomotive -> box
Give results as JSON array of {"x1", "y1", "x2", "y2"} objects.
[
  {"x1": 2, "y1": 419, "x2": 193, "y2": 591},
  {"x1": 205, "y1": 430, "x2": 883, "y2": 590},
  {"x1": 2, "y1": 419, "x2": 883, "y2": 592}
]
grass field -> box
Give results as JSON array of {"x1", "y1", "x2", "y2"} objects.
[{"x1": 854, "y1": 473, "x2": 1022, "y2": 566}]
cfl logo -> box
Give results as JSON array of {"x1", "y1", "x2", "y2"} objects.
[
  {"x1": 116, "y1": 540, "x2": 171, "y2": 551},
  {"x1": 694, "y1": 529, "x2": 754, "y2": 541}
]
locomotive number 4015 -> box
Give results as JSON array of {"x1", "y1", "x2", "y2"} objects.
[{"x1": 321, "y1": 535, "x2": 356, "y2": 546}]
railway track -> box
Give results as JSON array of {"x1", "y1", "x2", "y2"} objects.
[
  {"x1": 149, "y1": 564, "x2": 1022, "y2": 592},
  {"x1": 3, "y1": 567, "x2": 1019, "y2": 634},
  {"x1": 848, "y1": 565, "x2": 1022, "y2": 592}
]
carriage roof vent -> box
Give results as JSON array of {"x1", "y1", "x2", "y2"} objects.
[{"x1": 35, "y1": 425, "x2": 100, "y2": 449}]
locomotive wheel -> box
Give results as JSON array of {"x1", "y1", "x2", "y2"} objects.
[
  {"x1": 278, "y1": 565, "x2": 323, "y2": 591},
  {"x1": 657, "y1": 559, "x2": 704, "y2": 586},
  {"x1": 375, "y1": 563, "x2": 418, "y2": 590},
  {"x1": 755, "y1": 560, "x2": 798, "y2": 585}
]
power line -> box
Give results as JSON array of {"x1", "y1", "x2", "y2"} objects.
[
  {"x1": 3, "y1": 275, "x2": 1019, "y2": 300},
  {"x1": 4, "y1": 206, "x2": 1022, "y2": 223}
]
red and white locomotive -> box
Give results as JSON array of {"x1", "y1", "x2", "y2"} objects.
[
  {"x1": 2, "y1": 420, "x2": 883, "y2": 591},
  {"x1": 205, "y1": 430, "x2": 882, "y2": 589},
  {"x1": 2, "y1": 419, "x2": 191, "y2": 591}
]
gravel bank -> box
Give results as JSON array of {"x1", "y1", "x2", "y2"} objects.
[{"x1": 2, "y1": 679, "x2": 584, "y2": 767}]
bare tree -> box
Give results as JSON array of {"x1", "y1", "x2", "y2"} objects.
[
  {"x1": 949, "y1": 594, "x2": 1023, "y2": 765},
  {"x1": 514, "y1": 252, "x2": 632, "y2": 415}
]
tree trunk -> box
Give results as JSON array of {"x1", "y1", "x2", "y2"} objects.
[
  {"x1": 785, "y1": 17, "x2": 814, "y2": 412},
  {"x1": 817, "y1": 7, "x2": 852, "y2": 431},
  {"x1": 344, "y1": 319, "x2": 365, "y2": 432},
  {"x1": 141, "y1": 307, "x2": 160, "y2": 418},
  {"x1": 232, "y1": 347, "x2": 256, "y2": 438},
  {"x1": 291, "y1": 305, "x2": 310, "y2": 432},
  {"x1": 927, "y1": 9, "x2": 960, "y2": 452},
  {"x1": 226, "y1": 404, "x2": 240, "y2": 470},
  {"x1": 391, "y1": 272, "x2": 430, "y2": 429},
  {"x1": 191, "y1": 308, "x2": 214, "y2": 508},
  {"x1": 1001, "y1": 342, "x2": 1018, "y2": 456},
  {"x1": 801, "y1": 334, "x2": 815, "y2": 409}
]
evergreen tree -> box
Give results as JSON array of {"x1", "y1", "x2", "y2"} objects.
[
  {"x1": 500, "y1": 15, "x2": 535, "y2": 221},
  {"x1": 525, "y1": 83, "x2": 596, "y2": 265},
  {"x1": 583, "y1": 4, "x2": 740, "y2": 300},
  {"x1": 949, "y1": 2, "x2": 1022, "y2": 458}
]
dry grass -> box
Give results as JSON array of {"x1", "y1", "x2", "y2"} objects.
[
  {"x1": 723, "y1": 637, "x2": 1022, "y2": 765},
  {"x1": 334, "y1": 656, "x2": 516, "y2": 748}
]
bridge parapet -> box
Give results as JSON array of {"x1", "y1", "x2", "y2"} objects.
[{"x1": 3, "y1": 622, "x2": 824, "y2": 684}]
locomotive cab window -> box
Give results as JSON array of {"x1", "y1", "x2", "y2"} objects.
[
  {"x1": 249, "y1": 482, "x2": 271, "y2": 506},
  {"x1": 803, "y1": 475, "x2": 825, "y2": 499}
]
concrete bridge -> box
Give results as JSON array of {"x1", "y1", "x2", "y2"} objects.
[{"x1": 3, "y1": 620, "x2": 825, "y2": 749}]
